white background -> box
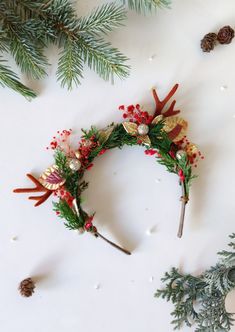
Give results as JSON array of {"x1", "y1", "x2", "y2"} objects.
[{"x1": 1, "y1": 0, "x2": 235, "y2": 331}]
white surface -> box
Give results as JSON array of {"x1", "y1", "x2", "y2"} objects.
[{"x1": 1, "y1": 1, "x2": 235, "y2": 331}]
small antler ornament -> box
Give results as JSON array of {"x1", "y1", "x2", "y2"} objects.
[
  {"x1": 13, "y1": 174, "x2": 53, "y2": 207},
  {"x1": 14, "y1": 85, "x2": 202, "y2": 254}
]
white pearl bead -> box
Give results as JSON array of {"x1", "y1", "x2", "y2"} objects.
[
  {"x1": 149, "y1": 276, "x2": 154, "y2": 283},
  {"x1": 69, "y1": 158, "x2": 81, "y2": 171},
  {"x1": 137, "y1": 124, "x2": 149, "y2": 136},
  {"x1": 220, "y1": 85, "x2": 228, "y2": 91},
  {"x1": 176, "y1": 150, "x2": 187, "y2": 160}
]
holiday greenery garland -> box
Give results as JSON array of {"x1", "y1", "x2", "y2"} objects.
[
  {"x1": 0, "y1": 0, "x2": 171, "y2": 99},
  {"x1": 156, "y1": 234, "x2": 235, "y2": 331},
  {"x1": 14, "y1": 84, "x2": 201, "y2": 254}
]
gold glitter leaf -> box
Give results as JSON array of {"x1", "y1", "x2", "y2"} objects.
[
  {"x1": 163, "y1": 117, "x2": 188, "y2": 142},
  {"x1": 122, "y1": 122, "x2": 138, "y2": 136},
  {"x1": 185, "y1": 143, "x2": 198, "y2": 157},
  {"x1": 151, "y1": 115, "x2": 163, "y2": 125},
  {"x1": 137, "y1": 135, "x2": 151, "y2": 146},
  {"x1": 98, "y1": 126, "x2": 115, "y2": 145}
]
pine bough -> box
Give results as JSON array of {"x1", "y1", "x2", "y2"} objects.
[{"x1": 0, "y1": 0, "x2": 171, "y2": 99}]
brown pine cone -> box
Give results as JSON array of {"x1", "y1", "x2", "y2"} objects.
[
  {"x1": 18, "y1": 277, "x2": 35, "y2": 297},
  {"x1": 217, "y1": 25, "x2": 234, "y2": 44},
  {"x1": 201, "y1": 33, "x2": 217, "y2": 52}
]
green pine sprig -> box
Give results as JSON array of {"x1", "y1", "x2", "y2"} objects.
[
  {"x1": 0, "y1": 0, "x2": 129, "y2": 98},
  {"x1": 120, "y1": 0, "x2": 171, "y2": 13}
]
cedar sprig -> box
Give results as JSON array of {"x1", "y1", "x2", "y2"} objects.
[
  {"x1": 53, "y1": 200, "x2": 84, "y2": 230},
  {"x1": 156, "y1": 234, "x2": 235, "y2": 331}
]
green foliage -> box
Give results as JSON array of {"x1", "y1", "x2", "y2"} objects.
[
  {"x1": 120, "y1": 0, "x2": 171, "y2": 13},
  {"x1": 53, "y1": 200, "x2": 84, "y2": 229},
  {"x1": 156, "y1": 234, "x2": 235, "y2": 331},
  {"x1": 79, "y1": 3, "x2": 126, "y2": 35},
  {"x1": 0, "y1": 57, "x2": 36, "y2": 99},
  {"x1": 219, "y1": 233, "x2": 235, "y2": 266},
  {"x1": 0, "y1": 0, "x2": 129, "y2": 98}
]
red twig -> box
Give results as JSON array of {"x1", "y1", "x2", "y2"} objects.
[{"x1": 13, "y1": 174, "x2": 53, "y2": 207}]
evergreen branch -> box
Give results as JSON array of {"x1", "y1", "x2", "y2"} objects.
[
  {"x1": 54, "y1": 149, "x2": 70, "y2": 176},
  {"x1": 57, "y1": 39, "x2": 83, "y2": 89},
  {"x1": 9, "y1": 33, "x2": 47, "y2": 79},
  {"x1": 157, "y1": 234, "x2": 235, "y2": 331},
  {"x1": 219, "y1": 233, "x2": 235, "y2": 266},
  {"x1": 53, "y1": 200, "x2": 84, "y2": 230},
  {"x1": 79, "y1": 35, "x2": 129, "y2": 82},
  {"x1": 0, "y1": 57, "x2": 36, "y2": 99},
  {"x1": 79, "y1": 3, "x2": 126, "y2": 35},
  {"x1": 120, "y1": 0, "x2": 171, "y2": 13},
  {"x1": 0, "y1": 0, "x2": 132, "y2": 97}
]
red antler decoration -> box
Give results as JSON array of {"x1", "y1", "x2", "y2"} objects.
[
  {"x1": 152, "y1": 83, "x2": 180, "y2": 118},
  {"x1": 152, "y1": 84, "x2": 186, "y2": 143},
  {"x1": 13, "y1": 174, "x2": 53, "y2": 207}
]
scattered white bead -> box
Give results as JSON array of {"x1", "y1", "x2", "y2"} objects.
[
  {"x1": 10, "y1": 236, "x2": 18, "y2": 242},
  {"x1": 94, "y1": 284, "x2": 100, "y2": 290},
  {"x1": 148, "y1": 54, "x2": 156, "y2": 61},
  {"x1": 220, "y1": 85, "x2": 228, "y2": 91},
  {"x1": 149, "y1": 276, "x2": 154, "y2": 283},
  {"x1": 146, "y1": 228, "x2": 153, "y2": 235},
  {"x1": 145, "y1": 207, "x2": 149, "y2": 211},
  {"x1": 155, "y1": 178, "x2": 161, "y2": 183},
  {"x1": 146, "y1": 225, "x2": 157, "y2": 235}
]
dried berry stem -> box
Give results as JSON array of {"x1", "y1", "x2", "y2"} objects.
[
  {"x1": 177, "y1": 181, "x2": 188, "y2": 238},
  {"x1": 94, "y1": 232, "x2": 131, "y2": 255}
]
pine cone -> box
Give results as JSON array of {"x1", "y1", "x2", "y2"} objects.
[
  {"x1": 19, "y1": 278, "x2": 35, "y2": 297},
  {"x1": 217, "y1": 25, "x2": 234, "y2": 44},
  {"x1": 201, "y1": 33, "x2": 217, "y2": 52}
]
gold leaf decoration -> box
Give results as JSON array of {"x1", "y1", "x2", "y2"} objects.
[
  {"x1": 163, "y1": 116, "x2": 188, "y2": 142},
  {"x1": 137, "y1": 135, "x2": 151, "y2": 146},
  {"x1": 98, "y1": 125, "x2": 114, "y2": 145},
  {"x1": 122, "y1": 122, "x2": 138, "y2": 136},
  {"x1": 185, "y1": 143, "x2": 198, "y2": 157},
  {"x1": 151, "y1": 115, "x2": 163, "y2": 125},
  {"x1": 38, "y1": 165, "x2": 65, "y2": 190}
]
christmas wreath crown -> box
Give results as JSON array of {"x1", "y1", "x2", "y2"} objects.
[{"x1": 14, "y1": 84, "x2": 202, "y2": 255}]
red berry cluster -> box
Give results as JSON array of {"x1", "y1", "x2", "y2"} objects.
[
  {"x1": 119, "y1": 104, "x2": 153, "y2": 125},
  {"x1": 178, "y1": 169, "x2": 185, "y2": 182},
  {"x1": 47, "y1": 129, "x2": 72, "y2": 151},
  {"x1": 54, "y1": 187, "x2": 74, "y2": 207},
  {"x1": 84, "y1": 216, "x2": 97, "y2": 233},
  {"x1": 145, "y1": 149, "x2": 163, "y2": 158},
  {"x1": 77, "y1": 135, "x2": 99, "y2": 169}
]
